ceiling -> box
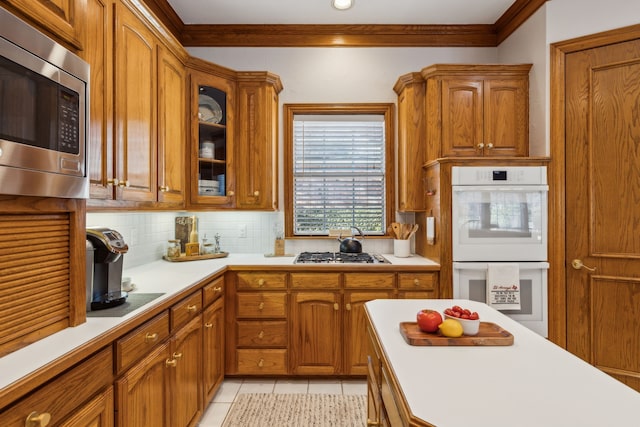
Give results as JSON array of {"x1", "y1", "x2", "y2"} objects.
[{"x1": 144, "y1": 0, "x2": 547, "y2": 47}]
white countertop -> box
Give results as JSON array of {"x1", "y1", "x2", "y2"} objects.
[
  {"x1": 0, "y1": 253, "x2": 437, "y2": 393},
  {"x1": 365, "y1": 299, "x2": 640, "y2": 427}
]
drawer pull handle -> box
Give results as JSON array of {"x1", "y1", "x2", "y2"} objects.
[
  {"x1": 187, "y1": 304, "x2": 198, "y2": 312},
  {"x1": 166, "y1": 358, "x2": 177, "y2": 367},
  {"x1": 258, "y1": 302, "x2": 265, "y2": 310},
  {"x1": 346, "y1": 303, "x2": 352, "y2": 311},
  {"x1": 334, "y1": 303, "x2": 339, "y2": 311},
  {"x1": 205, "y1": 322, "x2": 213, "y2": 328},
  {"x1": 26, "y1": 411, "x2": 51, "y2": 427},
  {"x1": 173, "y1": 352, "x2": 183, "y2": 359},
  {"x1": 413, "y1": 279, "x2": 420, "y2": 286},
  {"x1": 145, "y1": 332, "x2": 158, "y2": 343},
  {"x1": 258, "y1": 278, "x2": 265, "y2": 286},
  {"x1": 258, "y1": 358, "x2": 264, "y2": 367},
  {"x1": 214, "y1": 286, "x2": 222, "y2": 292},
  {"x1": 258, "y1": 331, "x2": 264, "y2": 339}
]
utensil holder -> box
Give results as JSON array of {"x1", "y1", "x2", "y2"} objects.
[{"x1": 394, "y1": 239, "x2": 410, "y2": 257}]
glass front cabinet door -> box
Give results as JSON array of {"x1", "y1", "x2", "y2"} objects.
[{"x1": 188, "y1": 67, "x2": 235, "y2": 207}]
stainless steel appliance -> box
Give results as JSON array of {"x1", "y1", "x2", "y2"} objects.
[
  {"x1": 451, "y1": 166, "x2": 549, "y2": 336},
  {"x1": 294, "y1": 252, "x2": 390, "y2": 264},
  {"x1": 0, "y1": 7, "x2": 89, "y2": 199},
  {"x1": 86, "y1": 227, "x2": 129, "y2": 311}
]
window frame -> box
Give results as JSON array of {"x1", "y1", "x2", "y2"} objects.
[{"x1": 283, "y1": 103, "x2": 395, "y2": 239}]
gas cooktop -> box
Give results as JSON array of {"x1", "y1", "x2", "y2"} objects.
[{"x1": 294, "y1": 252, "x2": 391, "y2": 264}]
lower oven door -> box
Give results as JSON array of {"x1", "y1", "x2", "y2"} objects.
[{"x1": 453, "y1": 261, "x2": 548, "y2": 337}]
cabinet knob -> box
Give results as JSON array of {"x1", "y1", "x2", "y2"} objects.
[
  {"x1": 26, "y1": 411, "x2": 51, "y2": 427},
  {"x1": 413, "y1": 278, "x2": 420, "y2": 286},
  {"x1": 107, "y1": 178, "x2": 119, "y2": 186},
  {"x1": 228, "y1": 190, "x2": 235, "y2": 196},
  {"x1": 486, "y1": 143, "x2": 494, "y2": 149},
  {"x1": 477, "y1": 143, "x2": 485, "y2": 149},
  {"x1": 334, "y1": 303, "x2": 339, "y2": 311},
  {"x1": 145, "y1": 332, "x2": 158, "y2": 343},
  {"x1": 205, "y1": 322, "x2": 213, "y2": 328},
  {"x1": 118, "y1": 180, "x2": 130, "y2": 188},
  {"x1": 165, "y1": 358, "x2": 177, "y2": 367},
  {"x1": 346, "y1": 303, "x2": 352, "y2": 311},
  {"x1": 258, "y1": 302, "x2": 265, "y2": 310},
  {"x1": 172, "y1": 352, "x2": 183, "y2": 359},
  {"x1": 159, "y1": 185, "x2": 170, "y2": 192},
  {"x1": 253, "y1": 190, "x2": 260, "y2": 197},
  {"x1": 257, "y1": 358, "x2": 264, "y2": 368},
  {"x1": 214, "y1": 286, "x2": 222, "y2": 293},
  {"x1": 258, "y1": 330, "x2": 265, "y2": 339},
  {"x1": 257, "y1": 278, "x2": 265, "y2": 287},
  {"x1": 187, "y1": 304, "x2": 198, "y2": 312}
]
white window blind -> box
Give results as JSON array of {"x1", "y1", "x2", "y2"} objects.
[{"x1": 293, "y1": 114, "x2": 386, "y2": 235}]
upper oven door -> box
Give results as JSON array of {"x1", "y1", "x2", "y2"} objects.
[{"x1": 452, "y1": 184, "x2": 548, "y2": 261}]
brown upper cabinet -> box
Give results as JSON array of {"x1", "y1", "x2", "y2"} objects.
[
  {"x1": 422, "y1": 64, "x2": 532, "y2": 159},
  {"x1": 394, "y1": 72, "x2": 426, "y2": 212}
]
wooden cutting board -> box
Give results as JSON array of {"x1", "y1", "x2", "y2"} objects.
[
  {"x1": 163, "y1": 252, "x2": 228, "y2": 262},
  {"x1": 399, "y1": 321, "x2": 514, "y2": 346}
]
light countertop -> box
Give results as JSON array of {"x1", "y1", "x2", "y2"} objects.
[
  {"x1": 0, "y1": 253, "x2": 437, "y2": 393},
  {"x1": 365, "y1": 299, "x2": 640, "y2": 427}
]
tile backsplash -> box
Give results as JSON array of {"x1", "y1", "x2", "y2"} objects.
[{"x1": 87, "y1": 211, "x2": 399, "y2": 269}]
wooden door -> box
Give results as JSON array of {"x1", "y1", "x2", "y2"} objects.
[
  {"x1": 565, "y1": 37, "x2": 640, "y2": 392},
  {"x1": 84, "y1": 0, "x2": 114, "y2": 200},
  {"x1": 114, "y1": 2, "x2": 157, "y2": 202},
  {"x1": 169, "y1": 316, "x2": 202, "y2": 427},
  {"x1": 344, "y1": 291, "x2": 394, "y2": 375},
  {"x1": 290, "y1": 291, "x2": 341, "y2": 375},
  {"x1": 203, "y1": 298, "x2": 224, "y2": 404},
  {"x1": 60, "y1": 387, "x2": 114, "y2": 427},
  {"x1": 440, "y1": 78, "x2": 483, "y2": 157},
  {"x1": 157, "y1": 45, "x2": 186, "y2": 206},
  {"x1": 483, "y1": 78, "x2": 528, "y2": 157},
  {"x1": 116, "y1": 342, "x2": 170, "y2": 427}
]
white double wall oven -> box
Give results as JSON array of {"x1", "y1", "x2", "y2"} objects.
[{"x1": 451, "y1": 166, "x2": 549, "y2": 337}]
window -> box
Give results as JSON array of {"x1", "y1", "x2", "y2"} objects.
[{"x1": 284, "y1": 104, "x2": 395, "y2": 237}]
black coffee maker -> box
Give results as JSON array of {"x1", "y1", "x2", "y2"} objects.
[{"x1": 86, "y1": 226, "x2": 129, "y2": 311}]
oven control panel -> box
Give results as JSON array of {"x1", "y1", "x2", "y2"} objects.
[{"x1": 452, "y1": 166, "x2": 547, "y2": 186}]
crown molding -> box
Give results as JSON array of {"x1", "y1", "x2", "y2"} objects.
[{"x1": 142, "y1": 0, "x2": 548, "y2": 47}]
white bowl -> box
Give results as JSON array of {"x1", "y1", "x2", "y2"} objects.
[{"x1": 444, "y1": 314, "x2": 480, "y2": 336}]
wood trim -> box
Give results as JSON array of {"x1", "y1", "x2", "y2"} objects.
[
  {"x1": 282, "y1": 103, "x2": 395, "y2": 239},
  {"x1": 548, "y1": 22, "x2": 640, "y2": 348},
  {"x1": 142, "y1": 0, "x2": 548, "y2": 47}
]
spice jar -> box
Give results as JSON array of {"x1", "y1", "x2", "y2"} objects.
[{"x1": 167, "y1": 239, "x2": 181, "y2": 258}]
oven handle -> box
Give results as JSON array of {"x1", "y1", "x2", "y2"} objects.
[
  {"x1": 452, "y1": 185, "x2": 549, "y2": 192},
  {"x1": 453, "y1": 262, "x2": 550, "y2": 270}
]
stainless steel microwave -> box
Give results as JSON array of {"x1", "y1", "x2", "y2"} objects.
[{"x1": 0, "y1": 7, "x2": 89, "y2": 198}]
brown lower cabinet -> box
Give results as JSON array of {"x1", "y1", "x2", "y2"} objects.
[{"x1": 225, "y1": 269, "x2": 439, "y2": 376}]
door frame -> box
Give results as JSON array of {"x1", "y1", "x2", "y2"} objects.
[{"x1": 549, "y1": 23, "x2": 640, "y2": 347}]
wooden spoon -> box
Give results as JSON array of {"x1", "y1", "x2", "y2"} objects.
[{"x1": 391, "y1": 223, "x2": 401, "y2": 239}]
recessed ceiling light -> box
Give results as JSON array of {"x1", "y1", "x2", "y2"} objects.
[{"x1": 332, "y1": 0, "x2": 354, "y2": 11}]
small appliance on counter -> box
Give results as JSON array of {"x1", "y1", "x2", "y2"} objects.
[{"x1": 86, "y1": 227, "x2": 129, "y2": 311}]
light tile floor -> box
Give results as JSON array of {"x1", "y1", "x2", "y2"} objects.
[{"x1": 198, "y1": 378, "x2": 368, "y2": 427}]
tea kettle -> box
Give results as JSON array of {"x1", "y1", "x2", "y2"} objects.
[{"x1": 338, "y1": 227, "x2": 364, "y2": 253}]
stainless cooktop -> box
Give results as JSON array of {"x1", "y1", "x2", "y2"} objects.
[{"x1": 294, "y1": 252, "x2": 391, "y2": 264}]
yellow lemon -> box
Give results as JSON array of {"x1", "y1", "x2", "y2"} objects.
[{"x1": 438, "y1": 318, "x2": 464, "y2": 337}]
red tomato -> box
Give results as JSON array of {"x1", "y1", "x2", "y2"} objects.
[
  {"x1": 452, "y1": 305, "x2": 463, "y2": 313},
  {"x1": 469, "y1": 312, "x2": 480, "y2": 320},
  {"x1": 416, "y1": 309, "x2": 443, "y2": 333}
]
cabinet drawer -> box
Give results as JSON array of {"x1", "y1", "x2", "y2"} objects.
[
  {"x1": 0, "y1": 347, "x2": 113, "y2": 427},
  {"x1": 171, "y1": 290, "x2": 202, "y2": 330},
  {"x1": 290, "y1": 272, "x2": 340, "y2": 289},
  {"x1": 344, "y1": 273, "x2": 395, "y2": 289},
  {"x1": 236, "y1": 292, "x2": 287, "y2": 318},
  {"x1": 116, "y1": 312, "x2": 170, "y2": 373},
  {"x1": 397, "y1": 273, "x2": 437, "y2": 290},
  {"x1": 203, "y1": 276, "x2": 224, "y2": 306},
  {"x1": 236, "y1": 349, "x2": 287, "y2": 374},
  {"x1": 237, "y1": 320, "x2": 287, "y2": 347},
  {"x1": 237, "y1": 272, "x2": 286, "y2": 289}
]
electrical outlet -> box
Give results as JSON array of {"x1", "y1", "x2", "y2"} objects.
[{"x1": 239, "y1": 224, "x2": 247, "y2": 238}]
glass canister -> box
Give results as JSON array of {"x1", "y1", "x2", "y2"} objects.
[{"x1": 167, "y1": 239, "x2": 181, "y2": 258}]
